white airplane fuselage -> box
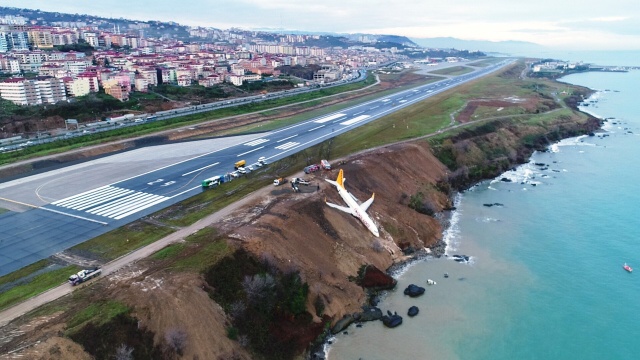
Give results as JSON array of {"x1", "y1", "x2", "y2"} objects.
[{"x1": 325, "y1": 169, "x2": 379, "y2": 237}]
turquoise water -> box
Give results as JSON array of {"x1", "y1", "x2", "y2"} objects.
[{"x1": 328, "y1": 69, "x2": 640, "y2": 359}]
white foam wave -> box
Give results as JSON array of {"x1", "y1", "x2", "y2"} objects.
[
  {"x1": 442, "y1": 193, "x2": 463, "y2": 255},
  {"x1": 495, "y1": 162, "x2": 544, "y2": 185},
  {"x1": 477, "y1": 217, "x2": 500, "y2": 223}
]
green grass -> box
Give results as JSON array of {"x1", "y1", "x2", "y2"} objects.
[
  {"x1": 158, "y1": 176, "x2": 273, "y2": 227},
  {"x1": 173, "y1": 239, "x2": 231, "y2": 272},
  {"x1": 70, "y1": 222, "x2": 175, "y2": 261},
  {"x1": 429, "y1": 66, "x2": 475, "y2": 76},
  {"x1": 66, "y1": 300, "x2": 129, "y2": 333},
  {"x1": 0, "y1": 259, "x2": 50, "y2": 287},
  {"x1": 0, "y1": 265, "x2": 79, "y2": 311},
  {"x1": 151, "y1": 243, "x2": 186, "y2": 260},
  {"x1": 0, "y1": 74, "x2": 377, "y2": 167},
  {"x1": 151, "y1": 228, "x2": 231, "y2": 271}
]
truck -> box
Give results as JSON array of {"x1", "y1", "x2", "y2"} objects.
[
  {"x1": 304, "y1": 164, "x2": 320, "y2": 174},
  {"x1": 106, "y1": 114, "x2": 134, "y2": 123},
  {"x1": 320, "y1": 159, "x2": 331, "y2": 170},
  {"x1": 202, "y1": 175, "x2": 225, "y2": 188},
  {"x1": 292, "y1": 177, "x2": 311, "y2": 186},
  {"x1": 235, "y1": 160, "x2": 246, "y2": 169},
  {"x1": 69, "y1": 267, "x2": 102, "y2": 286},
  {"x1": 273, "y1": 178, "x2": 287, "y2": 186}
]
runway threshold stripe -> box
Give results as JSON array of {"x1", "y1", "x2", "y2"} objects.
[
  {"x1": 54, "y1": 186, "x2": 117, "y2": 207},
  {"x1": 99, "y1": 195, "x2": 167, "y2": 218},
  {"x1": 70, "y1": 188, "x2": 134, "y2": 210},
  {"x1": 87, "y1": 192, "x2": 152, "y2": 214},
  {"x1": 56, "y1": 186, "x2": 126, "y2": 207},
  {"x1": 113, "y1": 197, "x2": 170, "y2": 220},
  {"x1": 51, "y1": 185, "x2": 109, "y2": 205}
]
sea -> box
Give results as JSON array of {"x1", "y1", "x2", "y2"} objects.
[{"x1": 327, "y1": 52, "x2": 640, "y2": 360}]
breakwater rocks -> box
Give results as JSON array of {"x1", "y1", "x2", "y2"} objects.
[
  {"x1": 403, "y1": 284, "x2": 426, "y2": 297},
  {"x1": 357, "y1": 264, "x2": 397, "y2": 291}
]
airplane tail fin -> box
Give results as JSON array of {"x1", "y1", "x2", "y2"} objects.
[
  {"x1": 325, "y1": 169, "x2": 345, "y2": 189},
  {"x1": 335, "y1": 169, "x2": 345, "y2": 189}
]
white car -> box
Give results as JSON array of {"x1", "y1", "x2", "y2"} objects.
[
  {"x1": 247, "y1": 165, "x2": 254, "y2": 171},
  {"x1": 237, "y1": 167, "x2": 247, "y2": 174}
]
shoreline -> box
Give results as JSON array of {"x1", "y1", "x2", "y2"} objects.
[{"x1": 319, "y1": 85, "x2": 604, "y2": 359}]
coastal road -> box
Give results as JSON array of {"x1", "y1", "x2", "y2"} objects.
[{"x1": 0, "y1": 59, "x2": 513, "y2": 276}]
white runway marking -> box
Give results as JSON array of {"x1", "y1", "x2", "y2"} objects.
[
  {"x1": 340, "y1": 115, "x2": 370, "y2": 126},
  {"x1": 308, "y1": 125, "x2": 325, "y2": 132},
  {"x1": 243, "y1": 138, "x2": 269, "y2": 146},
  {"x1": 314, "y1": 113, "x2": 346, "y2": 123},
  {"x1": 276, "y1": 134, "x2": 298, "y2": 142},
  {"x1": 275, "y1": 141, "x2": 300, "y2": 150},
  {"x1": 50, "y1": 186, "x2": 170, "y2": 220},
  {"x1": 237, "y1": 146, "x2": 265, "y2": 157}
]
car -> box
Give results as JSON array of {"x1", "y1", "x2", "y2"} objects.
[
  {"x1": 237, "y1": 167, "x2": 247, "y2": 174},
  {"x1": 247, "y1": 165, "x2": 254, "y2": 171},
  {"x1": 254, "y1": 162, "x2": 263, "y2": 168},
  {"x1": 230, "y1": 171, "x2": 240, "y2": 178}
]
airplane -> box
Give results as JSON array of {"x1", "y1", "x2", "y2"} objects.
[{"x1": 325, "y1": 169, "x2": 379, "y2": 237}]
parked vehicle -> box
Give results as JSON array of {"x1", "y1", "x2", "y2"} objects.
[
  {"x1": 320, "y1": 159, "x2": 331, "y2": 170},
  {"x1": 202, "y1": 175, "x2": 225, "y2": 188},
  {"x1": 69, "y1": 267, "x2": 101, "y2": 286},
  {"x1": 292, "y1": 177, "x2": 310, "y2": 185},
  {"x1": 237, "y1": 167, "x2": 247, "y2": 174},
  {"x1": 258, "y1": 156, "x2": 267, "y2": 164},
  {"x1": 235, "y1": 160, "x2": 246, "y2": 169},
  {"x1": 273, "y1": 178, "x2": 287, "y2": 186},
  {"x1": 304, "y1": 164, "x2": 320, "y2": 174}
]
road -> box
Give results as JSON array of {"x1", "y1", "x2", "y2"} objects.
[
  {"x1": 0, "y1": 59, "x2": 513, "y2": 327},
  {"x1": 0, "y1": 60, "x2": 512, "y2": 277}
]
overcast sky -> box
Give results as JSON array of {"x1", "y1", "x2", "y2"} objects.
[{"x1": 5, "y1": 0, "x2": 640, "y2": 50}]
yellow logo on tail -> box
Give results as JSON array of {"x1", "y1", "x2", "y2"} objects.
[{"x1": 335, "y1": 169, "x2": 345, "y2": 189}]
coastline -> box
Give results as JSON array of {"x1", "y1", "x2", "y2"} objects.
[{"x1": 320, "y1": 86, "x2": 603, "y2": 359}]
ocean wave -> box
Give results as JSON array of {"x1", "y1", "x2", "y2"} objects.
[
  {"x1": 477, "y1": 217, "x2": 500, "y2": 223},
  {"x1": 443, "y1": 193, "x2": 463, "y2": 255}
]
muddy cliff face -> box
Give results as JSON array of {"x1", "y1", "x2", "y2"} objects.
[{"x1": 219, "y1": 112, "x2": 601, "y2": 356}]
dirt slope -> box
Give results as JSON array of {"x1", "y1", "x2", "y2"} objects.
[{"x1": 219, "y1": 141, "x2": 451, "y2": 321}]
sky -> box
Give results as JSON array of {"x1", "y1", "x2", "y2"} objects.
[{"x1": 4, "y1": 0, "x2": 640, "y2": 50}]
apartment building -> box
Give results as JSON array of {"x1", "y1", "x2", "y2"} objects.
[
  {"x1": 0, "y1": 76, "x2": 66, "y2": 105},
  {"x1": 64, "y1": 77, "x2": 92, "y2": 97},
  {"x1": 103, "y1": 79, "x2": 129, "y2": 101}
]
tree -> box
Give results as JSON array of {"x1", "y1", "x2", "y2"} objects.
[
  {"x1": 114, "y1": 344, "x2": 133, "y2": 360},
  {"x1": 164, "y1": 328, "x2": 188, "y2": 356}
]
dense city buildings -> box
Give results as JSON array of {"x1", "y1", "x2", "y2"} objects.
[{"x1": 0, "y1": 9, "x2": 409, "y2": 105}]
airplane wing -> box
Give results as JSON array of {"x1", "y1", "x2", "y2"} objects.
[
  {"x1": 326, "y1": 201, "x2": 353, "y2": 214},
  {"x1": 348, "y1": 191, "x2": 361, "y2": 203},
  {"x1": 360, "y1": 193, "x2": 375, "y2": 212}
]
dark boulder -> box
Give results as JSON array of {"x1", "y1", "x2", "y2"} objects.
[
  {"x1": 331, "y1": 314, "x2": 355, "y2": 334},
  {"x1": 357, "y1": 306, "x2": 383, "y2": 322},
  {"x1": 403, "y1": 284, "x2": 425, "y2": 297},
  {"x1": 453, "y1": 255, "x2": 470, "y2": 263},
  {"x1": 381, "y1": 311, "x2": 403, "y2": 328},
  {"x1": 357, "y1": 265, "x2": 397, "y2": 291},
  {"x1": 407, "y1": 306, "x2": 419, "y2": 317}
]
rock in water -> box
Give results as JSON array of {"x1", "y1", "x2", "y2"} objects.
[
  {"x1": 331, "y1": 314, "x2": 355, "y2": 334},
  {"x1": 381, "y1": 312, "x2": 403, "y2": 328},
  {"x1": 357, "y1": 265, "x2": 397, "y2": 291},
  {"x1": 408, "y1": 306, "x2": 419, "y2": 317},
  {"x1": 403, "y1": 284, "x2": 426, "y2": 297}
]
